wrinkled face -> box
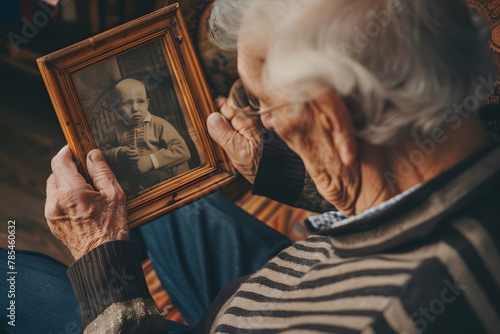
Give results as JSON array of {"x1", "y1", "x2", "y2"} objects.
[
  {"x1": 114, "y1": 79, "x2": 150, "y2": 126},
  {"x1": 237, "y1": 37, "x2": 309, "y2": 148},
  {"x1": 237, "y1": 35, "x2": 358, "y2": 213}
]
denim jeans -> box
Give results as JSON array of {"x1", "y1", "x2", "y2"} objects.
[{"x1": 0, "y1": 194, "x2": 291, "y2": 334}]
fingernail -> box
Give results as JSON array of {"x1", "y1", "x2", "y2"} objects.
[
  {"x1": 88, "y1": 149, "x2": 104, "y2": 162},
  {"x1": 208, "y1": 113, "x2": 224, "y2": 127}
]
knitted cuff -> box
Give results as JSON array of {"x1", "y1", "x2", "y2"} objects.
[{"x1": 67, "y1": 241, "x2": 152, "y2": 329}]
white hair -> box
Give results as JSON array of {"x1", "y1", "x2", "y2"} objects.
[{"x1": 209, "y1": 0, "x2": 495, "y2": 144}]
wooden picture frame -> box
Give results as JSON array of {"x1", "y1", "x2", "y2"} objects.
[{"x1": 37, "y1": 4, "x2": 237, "y2": 228}]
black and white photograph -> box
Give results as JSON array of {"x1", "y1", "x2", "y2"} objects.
[{"x1": 72, "y1": 39, "x2": 205, "y2": 198}]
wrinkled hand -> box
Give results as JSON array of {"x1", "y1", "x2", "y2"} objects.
[
  {"x1": 207, "y1": 97, "x2": 264, "y2": 183},
  {"x1": 45, "y1": 146, "x2": 129, "y2": 261},
  {"x1": 137, "y1": 156, "x2": 154, "y2": 174}
]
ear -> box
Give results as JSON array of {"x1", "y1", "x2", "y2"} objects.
[{"x1": 313, "y1": 91, "x2": 357, "y2": 166}]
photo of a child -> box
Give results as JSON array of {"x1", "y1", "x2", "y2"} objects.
[
  {"x1": 72, "y1": 40, "x2": 206, "y2": 198},
  {"x1": 101, "y1": 78, "x2": 191, "y2": 195}
]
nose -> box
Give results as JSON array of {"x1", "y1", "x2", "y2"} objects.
[
  {"x1": 260, "y1": 113, "x2": 274, "y2": 131},
  {"x1": 132, "y1": 102, "x2": 140, "y2": 112}
]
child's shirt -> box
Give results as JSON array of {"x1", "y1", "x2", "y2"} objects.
[{"x1": 101, "y1": 112, "x2": 191, "y2": 180}]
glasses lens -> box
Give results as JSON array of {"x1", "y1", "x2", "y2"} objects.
[
  {"x1": 246, "y1": 90, "x2": 260, "y2": 111},
  {"x1": 229, "y1": 80, "x2": 260, "y2": 112}
]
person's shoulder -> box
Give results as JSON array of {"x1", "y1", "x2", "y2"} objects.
[
  {"x1": 150, "y1": 114, "x2": 173, "y2": 127},
  {"x1": 149, "y1": 115, "x2": 180, "y2": 136},
  {"x1": 362, "y1": 254, "x2": 485, "y2": 334},
  {"x1": 149, "y1": 114, "x2": 164, "y2": 121}
]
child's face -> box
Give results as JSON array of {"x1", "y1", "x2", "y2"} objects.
[{"x1": 114, "y1": 79, "x2": 150, "y2": 126}]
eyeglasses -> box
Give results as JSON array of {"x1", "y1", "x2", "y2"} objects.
[{"x1": 227, "y1": 79, "x2": 289, "y2": 116}]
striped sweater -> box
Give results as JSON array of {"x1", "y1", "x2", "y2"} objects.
[
  {"x1": 69, "y1": 143, "x2": 500, "y2": 334},
  {"x1": 203, "y1": 145, "x2": 500, "y2": 333}
]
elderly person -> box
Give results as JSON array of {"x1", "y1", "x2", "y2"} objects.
[{"x1": 3, "y1": 0, "x2": 500, "y2": 333}]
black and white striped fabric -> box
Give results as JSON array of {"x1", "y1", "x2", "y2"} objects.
[{"x1": 208, "y1": 145, "x2": 500, "y2": 334}]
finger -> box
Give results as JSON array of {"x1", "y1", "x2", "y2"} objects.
[
  {"x1": 87, "y1": 149, "x2": 124, "y2": 198},
  {"x1": 126, "y1": 150, "x2": 140, "y2": 158},
  {"x1": 44, "y1": 174, "x2": 68, "y2": 231},
  {"x1": 218, "y1": 97, "x2": 261, "y2": 134},
  {"x1": 51, "y1": 145, "x2": 87, "y2": 188},
  {"x1": 215, "y1": 96, "x2": 225, "y2": 109},
  {"x1": 126, "y1": 151, "x2": 140, "y2": 161},
  {"x1": 207, "y1": 112, "x2": 237, "y2": 147},
  {"x1": 219, "y1": 98, "x2": 236, "y2": 120},
  {"x1": 44, "y1": 174, "x2": 58, "y2": 218},
  {"x1": 229, "y1": 112, "x2": 262, "y2": 140},
  {"x1": 45, "y1": 174, "x2": 57, "y2": 197}
]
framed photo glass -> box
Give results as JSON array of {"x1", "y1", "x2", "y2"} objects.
[{"x1": 37, "y1": 4, "x2": 236, "y2": 228}]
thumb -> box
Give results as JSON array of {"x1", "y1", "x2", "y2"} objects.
[
  {"x1": 207, "y1": 112, "x2": 235, "y2": 147},
  {"x1": 87, "y1": 149, "x2": 120, "y2": 195}
]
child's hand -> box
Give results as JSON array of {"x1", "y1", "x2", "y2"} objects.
[
  {"x1": 117, "y1": 147, "x2": 139, "y2": 163},
  {"x1": 137, "y1": 156, "x2": 154, "y2": 174}
]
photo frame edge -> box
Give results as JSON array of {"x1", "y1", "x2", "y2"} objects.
[{"x1": 36, "y1": 4, "x2": 240, "y2": 227}]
